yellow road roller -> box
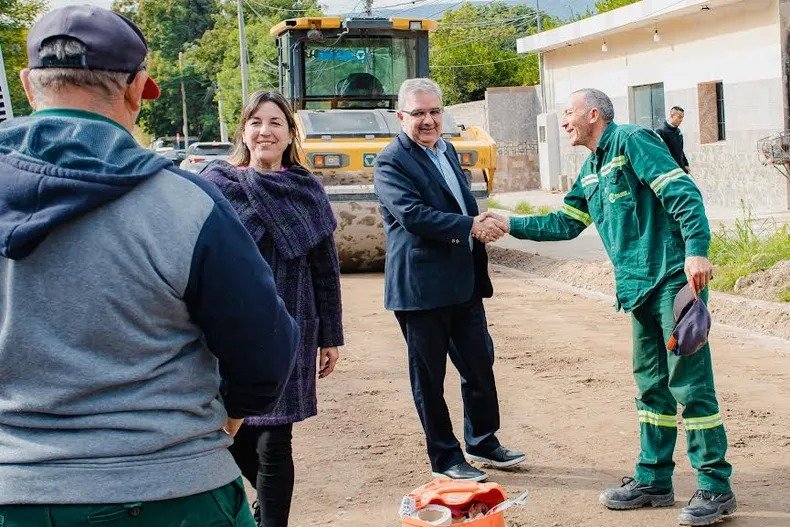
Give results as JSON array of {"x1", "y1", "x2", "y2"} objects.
[{"x1": 271, "y1": 16, "x2": 497, "y2": 271}]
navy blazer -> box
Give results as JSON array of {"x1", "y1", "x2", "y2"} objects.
[{"x1": 373, "y1": 132, "x2": 493, "y2": 311}]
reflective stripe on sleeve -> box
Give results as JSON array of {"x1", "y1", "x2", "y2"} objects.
[
  {"x1": 650, "y1": 168, "x2": 686, "y2": 193},
  {"x1": 560, "y1": 204, "x2": 592, "y2": 226}
]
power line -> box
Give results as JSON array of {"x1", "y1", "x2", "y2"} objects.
[
  {"x1": 243, "y1": 0, "x2": 320, "y2": 14},
  {"x1": 431, "y1": 54, "x2": 527, "y2": 69},
  {"x1": 433, "y1": 16, "x2": 538, "y2": 50},
  {"x1": 438, "y1": 12, "x2": 538, "y2": 29},
  {"x1": 426, "y1": 0, "x2": 463, "y2": 19},
  {"x1": 374, "y1": 0, "x2": 431, "y2": 9}
]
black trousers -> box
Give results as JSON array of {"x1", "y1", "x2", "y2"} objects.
[
  {"x1": 395, "y1": 298, "x2": 501, "y2": 472},
  {"x1": 229, "y1": 423, "x2": 294, "y2": 527}
]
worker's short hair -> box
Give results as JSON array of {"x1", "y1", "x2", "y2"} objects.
[
  {"x1": 27, "y1": 37, "x2": 129, "y2": 102},
  {"x1": 572, "y1": 88, "x2": 615, "y2": 123},
  {"x1": 670, "y1": 106, "x2": 685, "y2": 114},
  {"x1": 397, "y1": 78, "x2": 442, "y2": 110}
]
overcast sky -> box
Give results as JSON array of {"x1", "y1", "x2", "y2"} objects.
[{"x1": 47, "y1": 0, "x2": 368, "y2": 15}]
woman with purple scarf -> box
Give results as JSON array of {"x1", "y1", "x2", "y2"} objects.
[{"x1": 202, "y1": 91, "x2": 343, "y2": 527}]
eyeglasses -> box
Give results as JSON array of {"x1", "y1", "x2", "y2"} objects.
[{"x1": 401, "y1": 107, "x2": 443, "y2": 119}]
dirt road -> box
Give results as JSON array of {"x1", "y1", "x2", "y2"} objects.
[{"x1": 253, "y1": 267, "x2": 790, "y2": 527}]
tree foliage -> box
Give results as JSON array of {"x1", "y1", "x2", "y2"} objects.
[
  {"x1": 202, "y1": 0, "x2": 321, "y2": 131},
  {"x1": 0, "y1": 0, "x2": 47, "y2": 116},
  {"x1": 429, "y1": 2, "x2": 556, "y2": 105},
  {"x1": 109, "y1": 0, "x2": 320, "y2": 140},
  {"x1": 595, "y1": 0, "x2": 640, "y2": 13}
]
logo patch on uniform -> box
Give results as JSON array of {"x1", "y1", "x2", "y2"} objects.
[
  {"x1": 363, "y1": 153, "x2": 377, "y2": 167},
  {"x1": 608, "y1": 190, "x2": 631, "y2": 203}
]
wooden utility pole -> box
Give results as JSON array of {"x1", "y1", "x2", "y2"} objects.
[
  {"x1": 218, "y1": 80, "x2": 229, "y2": 143},
  {"x1": 178, "y1": 51, "x2": 189, "y2": 149},
  {"x1": 237, "y1": 0, "x2": 249, "y2": 104},
  {"x1": 364, "y1": 0, "x2": 373, "y2": 16},
  {"x1": 536, "y1": 0, "x2": 546, "y2": 113}
]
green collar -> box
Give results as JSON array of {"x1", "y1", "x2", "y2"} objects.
[
  {"x1": 596, "y1": 121, "x2": 618, "y2": 153},
  {"x1": 32, "y1": 108, "x2": 129, "y2": 134}
]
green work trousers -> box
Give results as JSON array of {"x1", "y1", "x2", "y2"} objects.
[
  {"x1": 0, "y1": 477, "x2": 255, "y2": 527},
  {"x1": 631, "y1": 273, "x2": 732, "y2": 493}
]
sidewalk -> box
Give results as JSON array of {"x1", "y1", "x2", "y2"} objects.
[{"x1": 489, "y1": 190, "x2": 790, "y2": 261}]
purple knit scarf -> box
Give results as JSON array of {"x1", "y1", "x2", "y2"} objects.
[{"x1": 203, "y1": 161, "x2": 336, "y2": 259}]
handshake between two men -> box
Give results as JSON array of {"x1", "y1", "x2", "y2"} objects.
[{"x1": 471, "y1": 212, "x2": 509, "y2": 244}]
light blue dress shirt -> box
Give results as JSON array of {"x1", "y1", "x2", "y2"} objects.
[{"x1": 422, "y1": 139, "x2": 472, "y2": 249}]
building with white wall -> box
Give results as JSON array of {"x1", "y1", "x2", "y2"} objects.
[{"x1": 517, "y1": 0, "x2": 790, "y2": 211}]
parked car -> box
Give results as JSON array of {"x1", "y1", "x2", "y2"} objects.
[
  {"x1": 155, "y1": 147, "x2": 187, "y2": 167},
  {"x1": 179, "y1": 142, "x2": 233, "y2": 173}
]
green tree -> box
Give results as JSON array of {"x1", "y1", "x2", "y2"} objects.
[
  {"x1": 111, "y1": 0, "x2": 321, "y2": 140},
  {"x1": 111, "y1": 0, "x2": 222, "y2": 140},
  {"x1": 192, "y1": 0, "x2": 321, "y2": 132},
  {"x1": 0, "y1": 0, "x2": 47, "y2": 116},
  {"x1": 429, "y1": 2, "x2": 553, "y2": 105},
  {"x1": 595, "y1": 0, "x2": 639, "y2": 13}
]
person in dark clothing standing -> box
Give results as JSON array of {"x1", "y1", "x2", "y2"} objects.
[
  {"x1": 0, "y1": 7, "x2": 299, "y2": 526},
  {"x1": 202, "y1": 91, "x2": 343, "y2": 527},
  {"x1": 656, "y1": 106, "x2": 690, "y2": 173},
  {"x1": 374, "y1": 78, "x2": 525, "y2": 484}
]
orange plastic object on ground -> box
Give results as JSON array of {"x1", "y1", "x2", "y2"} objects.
[{"x1": 401, "y1": 479, "x2": 507, "y2": 527}]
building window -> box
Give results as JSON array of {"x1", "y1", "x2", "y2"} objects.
[
  {"x1": 630, "y1": 83, "x2": 666, "y2": 130},
  {"x1": 698, "y1": 81, "x2": 725, "y2": 143},
  {"x1": 716, "y1": 82, "x2": 726, "y2": 141}
]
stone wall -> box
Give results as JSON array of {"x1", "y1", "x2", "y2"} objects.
[
  {"x1": 495, "y1": 141, "x2": 541, "y2": 192},
  {"x1": 485, "y1": 86, "x2": 542, "y2": 193},
  {"x1": 446, "y1": 100, "x2": 487, "y2": 130}
]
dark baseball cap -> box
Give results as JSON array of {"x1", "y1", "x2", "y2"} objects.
[
  {"x1": 666, "y1": 283, "x2": 711, "y2": 356},
  {"x1": 27, "y1": 5, "x2": 160, "y2": 100}
]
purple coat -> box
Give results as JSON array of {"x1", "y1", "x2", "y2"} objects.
[{"x1": 202, "y1": 161, "x2": 344, "y2": 425}]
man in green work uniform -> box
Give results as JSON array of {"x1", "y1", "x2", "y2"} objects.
[{"x1": 497, "y1": 89, "x2": 735, "y2": 526}]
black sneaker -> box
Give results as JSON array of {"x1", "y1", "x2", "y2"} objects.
[
  {"x1": 678, "y1": 489, "x2": 737, "y2": 526},
  {"x1": 599, "y1": 477, "x2": 675, "y2": 510},
  {"x1": 465, "y1": 446, "x2": 526, "y2": 468},
  {"x1": 431, "y1": 461, "x2": 488, "y2": 482}
]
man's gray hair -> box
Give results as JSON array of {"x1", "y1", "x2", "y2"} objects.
[
  {"x1": 573, "y1": 88, "x2": 615, "y2": 123},
  {"x1": 397, "y1": 78, "x2": 443, "y2": 110},
  {"x1": 28, "y1": 37, "x2": 128, "y2": 102}
]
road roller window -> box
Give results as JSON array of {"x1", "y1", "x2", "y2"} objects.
[{"x1": 305, "y1": 37, "x2": 416, "y2": 109}]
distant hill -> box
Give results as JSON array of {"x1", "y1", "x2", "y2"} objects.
[{"x1": 360, "y1": 0, "x2": 596, "y2": 21}]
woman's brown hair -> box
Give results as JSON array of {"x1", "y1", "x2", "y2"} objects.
[{"x1": 229, "y1": 90, "x2": 302, "y2": 168}]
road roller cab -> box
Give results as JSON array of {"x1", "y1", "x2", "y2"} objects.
[{"x1": 271, "y1": 16, "x2": 496, "y2": 271}]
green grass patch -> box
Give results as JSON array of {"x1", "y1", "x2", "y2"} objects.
[
  {"x1": 486, "y1": 197, "x2": 509, "y2": 211},
  {"x1": 486, "y1": 197, "x2": 554, "y2": 215},
  {"x1": 708, "y1": 208, "x2": 790, "y2": 296},
  {"x1": 512, "y1": 201, "x2": 553, "y2": 215}
]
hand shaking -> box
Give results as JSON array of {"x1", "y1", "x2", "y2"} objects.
[{"x1": 472, "y1": 212, "x2": 509, "y2": 243}]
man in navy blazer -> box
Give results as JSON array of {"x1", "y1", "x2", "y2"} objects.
[{"x1": 373, "y1": 78, "x2": 524, "y2": 482}]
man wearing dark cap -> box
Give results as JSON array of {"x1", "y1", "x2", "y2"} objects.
[
  {"x1": 0, "y1": 6, "x2": 299, "y2": 526},
  {"x1": 490, "y1": 88, "x2": 735, "y2": 526}
]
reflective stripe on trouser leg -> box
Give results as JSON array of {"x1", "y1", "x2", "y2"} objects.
[
  {"x1": 631, "y1": 302, "x2": 677, "y2": 490},
  {"x1": 660, "y1": 276, "x2": 732, "y2": 493}
]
